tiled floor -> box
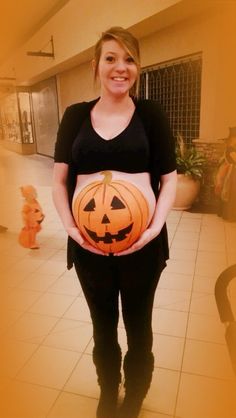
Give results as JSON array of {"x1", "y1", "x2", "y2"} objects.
[{"x1": 0, "y1": 146, "x2": 236, "y2": 418}]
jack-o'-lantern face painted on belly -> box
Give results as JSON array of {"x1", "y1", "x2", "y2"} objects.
[{"x1": 72, "y1": 171, "x2": 149, "y2": 253}]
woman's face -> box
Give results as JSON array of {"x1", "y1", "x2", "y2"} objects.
[{"x1": 96, "y1": 39, "x2": 138, "y2": 98}]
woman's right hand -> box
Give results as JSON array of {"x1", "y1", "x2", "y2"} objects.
[
  {"x1": 66, "y1": 226, "x2": 107, "y2": 256},
  {"x1": 52, "y1": 164, "x2": 107, "y2": 256}
]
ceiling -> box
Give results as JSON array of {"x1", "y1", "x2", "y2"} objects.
[
  {"x1": 0, "y1": 0, "x2": 70, "y2": 66},
  {"x1": 1, "y1": 0, "x2": 217, "y2": 69},
  {"x1": 0, "y1": 0, "x2": 227, "y2": 87}
]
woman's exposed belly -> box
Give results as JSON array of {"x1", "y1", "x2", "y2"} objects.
[{"x1": 72, "y1": 170, "x2": 156, "y2": 253}]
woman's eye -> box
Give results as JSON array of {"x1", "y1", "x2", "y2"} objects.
[
  {"x1": 105, "y1": 56, "x2": 115, "y2": 62},
  {"x1": 126, "y1": 56, "x2": 135, "y2": 63}
]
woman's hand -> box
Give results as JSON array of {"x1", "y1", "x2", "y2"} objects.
[
  {"x1": 113, "y1": 227, "x2": 160, "y2": 256},
  {"x1": 67, "y1": 226, "x2": 107, "y2": 256},
  {"x1": 114, "y1": 171, "x2": 177, "y2": 256}
]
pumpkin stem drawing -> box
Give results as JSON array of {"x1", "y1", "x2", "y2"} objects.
[
  {"x1": 72, "y1": 172, "x2": 150, "y2": 253},
  {"x1": 100, "y1": 170, "x2": 112, "y2": 184}
]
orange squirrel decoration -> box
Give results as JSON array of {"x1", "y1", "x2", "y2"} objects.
[{"x1": 18, "y1": 185, "x2": 45, "y2": 249}]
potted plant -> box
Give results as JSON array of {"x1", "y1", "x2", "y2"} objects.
[{"x1": 173, "y1": 134, "x2": 206, "y2": 210}]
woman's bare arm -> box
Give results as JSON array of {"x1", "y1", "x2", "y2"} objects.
[
  {"x1": 52, "y1": 162, "x2": 106, "y2": 254},
  {"x1": 115, "y1": 170, "x2": 177, "y2": 255}
]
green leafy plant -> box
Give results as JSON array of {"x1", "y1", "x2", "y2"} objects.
[{"x1": 176, "y1": 133, "x2": 206, "y2": 180}]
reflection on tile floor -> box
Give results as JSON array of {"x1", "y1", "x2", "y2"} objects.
[{"x1": 0, "y1": 147, "x2": 236, "y2": 417}]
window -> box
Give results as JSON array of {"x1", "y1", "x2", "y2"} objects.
[{"x1": 139, "y1": 53, "x2": 202, "y2": 144}]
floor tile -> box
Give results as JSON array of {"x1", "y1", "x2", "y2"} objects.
[
  {"x1": 154, "y1": 289, "x2": 191, "y2": 312},
  {"x1": 0, "y1": 339, "x2": 38, "y2": 378},
  {"x1": 0, "y1": 242, "x2": 30, "y2": 259},
  {"x1": 201, "y1": 214, "x2": 224, "y2": 225},
  {"x1": 152, "y1": 308, "x2": 188, "y2": 337},
  {"x1": 0, "y1": 309, "x2": 23, "y2": 334},
  {"x1": 3, "y1": 269, "x2": 35, "y2": 288},
  {"x1": 28, "y1": 293, "x2": 76, "y2": 317},
  {"x1": 35, "y1": 259, "x2": 67, "y2": 276},
  {"x1": 190, "y1": 292, "x2": 220, "y2": 317},
  {"x1": 0, "y1": 255, "x2": 21, "y2": 272},
  {"x1": 143, "y1": 368, "x2": 179, "y2": 416},
  {"x1": 167, "y1": 210, "x2": 182, "y2": 222},
  {"x1": 182, "y1": 339, "x2": 236, "y2": 380},
  {"x1": 165, "y1": 259, "x2": 195, "y2": 275},
  {"x1": 193, "y1": 275, "x2": 218, "y2": 294},
  {"x1": 25, "y1": 246, "x2": 59, "y2": 261},
  {"x1": 176, "y1": 373, "x2": 236, "y2": 418},
  {"x1": 171, "y1": 237, "x2": 199, "y2": 251},
  {"x1": 18, "y1": 273, "x2": 58, "y2": 292},
  {"x1": 186, "y1": 313, "x2": 225, "y2": 344},
  {"x1": 48, "y1": 250, "x2": 67, "y2": 264},
  {"x1": 4, "y1": 312, "x2": 59, "y2": 344},
  {"x1": 0, "y1": 380, "x2": 59, "y2": 418},
  {"x1": 140, "y1": 411, "x2": 174, "y2": 418},
  {"x1": 196, "y1": 250, "x2": 227, "y2": 264},
  {"x1": 158, "y1": 272, "x2": 193, "y2": 292},
  {"x1": 63, "y1": 296, "x2": 91, "y2": 322},
  {"x1": 169, "y1": 248, "x2": 197, "y2": 261},
  {"x1": 2, "y1": 149, "x2": 236, "y2": 418},
  {"x1": 117, "y1": 326, "x2": 128, "y2": 354},
  {"x1": 166, "y1": 226, "x2": 176, "y2": 244},
  {"x1": 48, "y1": 274, "x2": 81, "y2": 296},
  {"x1": 152, "y1": 334, "x2": 185, "y2": 370},
  {"x1": 5, "y1": 288, "x2": 42, "y2": 312},
  {"x1": 47, "y1": 392, "x2": 97, "y2": 418},
  {"x1": 173, "y1": 230, "x2": 200, "y2": 241},
  {"x1": 40, "y1": 237, "x2": 66, "y2": 250},
  {"x1": 198, "y1": 236, "x2": 226, "y2": 252},
  {"x1": 61, "y1": 268, "x2": 79, "y2": 279},
  {"x1": 177, "y1": 217, "x2": 201, "y2": 232},
  {"x1": 195, "y1": 259, "x2": 228, "y2": 278},
  {"x1": 181, "y1": 212, "x2": 202, "y2": 220},
  {"x1": 200, "y1": 223, "x2": 225, "y2": 235},
  {"x1": 6, "y1": 258, "x2": 45, "y2": 276},
  {"x1": 17, "y1": 345, "x2": 80, "y2": 389},
  {"x1": 43, "y1": 318, "x2": 93, "y2": 352},
  {"x1": 225, "y1": 235, "x2": 236, "y2": 252},
  {"x1": 64, "y1": 353, "x2": 99, "y2": 398},
  {"x1": 227, "y1": 251, "x2": 236, "y2": 264}
]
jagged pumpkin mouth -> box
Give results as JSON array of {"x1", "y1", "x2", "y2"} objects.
[{"x1": 84, "y1": 223, "x2": 133, "y2": 244}]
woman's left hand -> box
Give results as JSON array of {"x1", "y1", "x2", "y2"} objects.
[
  {"x1": 114, "y1": 171, "x2": 177, "y2": 256},
  {"x1": 113, "y1": 228, "x2": 160, "y2": 256}
]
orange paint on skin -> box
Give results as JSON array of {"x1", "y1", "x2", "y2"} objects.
[{"x1": 72, "y1": 171, "x2": 149, "y2": 253}]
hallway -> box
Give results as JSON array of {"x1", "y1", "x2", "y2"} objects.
[{"x1": 0, "y1": 146, "x2": 236, "y2": 418}]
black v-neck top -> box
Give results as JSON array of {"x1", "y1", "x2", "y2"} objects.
[
  {"x1": 71, "y1": 111, "x2": 150, "y2": 174},
  {"x1": 54, "y1": 99, "x2": 176, "y2": 269}
]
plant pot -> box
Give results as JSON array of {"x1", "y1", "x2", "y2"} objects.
[{"x1": 173, "y1": 174, "x2": 200, "y2": 210}]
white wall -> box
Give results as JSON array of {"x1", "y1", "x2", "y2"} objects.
[
  {"x1": 0, "y1": 0, "x2": 180, "y2": 86},
  {"x1": 1, "y1": 0, "x2": 235, "y2": 141},
  {"x1": 57, "y1": 5, "x2": 236, "y2": 140}
]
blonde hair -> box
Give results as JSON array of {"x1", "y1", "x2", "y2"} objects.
[{"x1": 93, "y1": 26, "x2": 140, "y2": 97}]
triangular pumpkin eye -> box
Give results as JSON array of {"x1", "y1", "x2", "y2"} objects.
[
  {"x1": 84, "y1": 198, "x2": 96, "y2": 211},
  {"x1": 111, "y1": 195, "x2": 126, "y2": 210}
]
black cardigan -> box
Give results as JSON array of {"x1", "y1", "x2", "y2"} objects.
[{"x1": 54, "y1": 98, "x2": 176, "y2": 269}]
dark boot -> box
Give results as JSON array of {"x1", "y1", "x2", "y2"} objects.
[
  {"x1": 118, "y1": 351, "x2": 154, "y2": 418},
  {"x1": 93, "y1": 344, "x2": 122, "y2": 418}
]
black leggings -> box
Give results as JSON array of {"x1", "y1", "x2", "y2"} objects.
[{"x1": 74, "y1": 238, "x2": 165, "y2": 363}]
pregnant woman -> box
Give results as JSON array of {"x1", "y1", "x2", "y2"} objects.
[{"x1": 52, "y1": 27, "x2": 177, "y2": 418}]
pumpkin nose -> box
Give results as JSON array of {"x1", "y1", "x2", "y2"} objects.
[{"x1": 101, "y1": 214, "x2": 110, "y2": 224}]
